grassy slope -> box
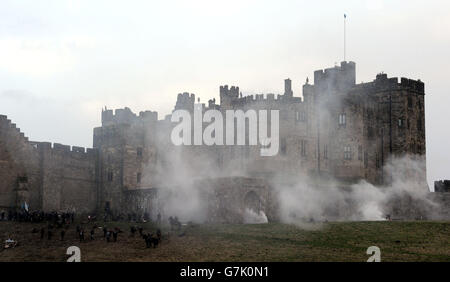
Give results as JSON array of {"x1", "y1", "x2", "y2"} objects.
[{"x1": 0, "y1": 221, "x2": 449, "y2": 262}]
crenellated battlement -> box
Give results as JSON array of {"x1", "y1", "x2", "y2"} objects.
[
  {"x1": 174, "y1": 92, "x2": 195, "y2": 112},
  {"x1": 313, "y1": 61, "x2": 356, "y2": 91},
  {"x1": 0, "y1": 114, "x2": 30, "y2": 142},
  {"x1": 220, "y1": 85, "x2": 240, "y2": 99},
  {"x1": 435, "y1": 180, "x2": 450, "y2": 193},
  {"x1": 102, "y1": 107, "x2": 158, "y2": 126},
  {"x1": 230, "y1": 93, "x2": 302, "y2": 107},
  {"x1": 220, "y1": 79, "x2": 302, "y2": 108},
  {"x1": 400, "y1": 77, "x2": 425, "y2": 93},
  {"x1": 351, "y1": 73, "x2": 425, "y2": 94},
  {"x1": 34, "y1": 141, "x2": 97, "y2": 156}
]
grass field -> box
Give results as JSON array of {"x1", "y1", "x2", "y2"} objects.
[{"x1": 0, "y1": 220, "x2": 449, "y2": 262}]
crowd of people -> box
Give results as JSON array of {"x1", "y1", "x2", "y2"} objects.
[
  {"x1": 1, "y1": 209, "x2": 173, "y2": 250},
  {"x1": 1, "y1": 209, "x2": 75, "y2": 224}
]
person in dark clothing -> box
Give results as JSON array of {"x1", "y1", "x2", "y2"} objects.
[
  {"x1": 112, "y1": 230, "x2": 118, "y2": 242},
  {"x1": 90, "y1": 228, "x2": 95, "y2": 240},
  {"x1": 138, "y1": 226, "x2": 144, "y2": 237},
  {"x1": 130, "y1": 226, "x2": 136, "y2": 237},
  {"x1": 144, "y1": 233, "x2": 159, "y2": 248},
  {"x1": 61, "y1": 229, "x2": 66, "y2": 241},
  {"x1": 79, "y1": 229, "x2": 84, "y2": 242},
  {"x1": 156, "y1": 229, "x2": 162, "y2": 244},
  {"x1": 142, "y1": 233, "x2": 151, "y2": 248},
  {"x1": 103, "y1": 226, "x2": 107, "y2": 238}
]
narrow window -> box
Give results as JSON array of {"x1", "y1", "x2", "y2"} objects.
[
  {"x1": 296, "y1": 111, "x2": 306, "y2": 122},
  {"x1": 398, "y1": 118, "x2": 403, "y2": 128},
  {"x1": 408, "y1": 96, "x2": 413, "y2": 108},
  {"x1": 364, "y1": 151, "x2": 368, "y2": 168},
  {"x1": 137, "y1": 173, "x2": 141, "y2": 184},
  {"x1": 344, "y1": 145, "x2": 351, "y2": 160},
  {"x1": 300, "y1": 111, "x2": 306, "y2": 121},
  {"x1": 323, "y1": 144, "x2": 328, "y2": 159},
  {"x1": 417, "y1": 119, "x2": 422, "y2": 131},
  {"x1": 338, "y1": 113, "x2": 346, "y2": 127},
  {"x1": 280, "y1": 138, "x2": 287, "y2": 155},
  {"x1": 301, "y1": 140, "x2": 307, "y2": 157},
  {"x1": 358, "y1": 145, "x2": 362, "y2": 161},
  {"x1": 376, "y1": 153, "x2": 380, "y2": 168},
  {"x1": 107, "y1": 170, "x2": 113, "y2": 182}
]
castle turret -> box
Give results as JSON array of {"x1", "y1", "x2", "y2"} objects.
[
  {"x1": 284, "y1": 78, "x2": 293, "y2": 97},
  {"x1": 174, "y1": 92, "x2": 195, "y2": 112},
  {"x1": 314, "y1": 61, "x2": 356, "y2": 93},
  {"x1": 219, "y1": 85, "x2": 239, "y2": 109}
]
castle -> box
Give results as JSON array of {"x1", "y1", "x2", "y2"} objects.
[{"x1": 1, "y1": 61, "x2": 441, "y2": 222}]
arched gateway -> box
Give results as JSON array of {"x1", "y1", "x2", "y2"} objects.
[{"x1": 196, "y1": 177, "x2": 278, "y2": 223}]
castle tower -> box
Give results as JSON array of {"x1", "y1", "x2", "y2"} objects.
[{"x1": 284, "y1": 78, "x2": 293, "y2": 97}]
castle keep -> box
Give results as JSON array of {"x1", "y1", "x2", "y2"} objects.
[{"x1": 0, "y1": 62, "x2": 434, "y2": 221}]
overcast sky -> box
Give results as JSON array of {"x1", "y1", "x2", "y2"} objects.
[{"x1": 0, "y1": 0, "x2": 449, "y2": 190}]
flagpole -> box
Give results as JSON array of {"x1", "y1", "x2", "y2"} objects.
[{"x1": 344, "y1": 14, "x2": 346, "y2": 62}]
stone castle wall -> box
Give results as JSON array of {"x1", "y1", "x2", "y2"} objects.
[
  {"x1": 0, "y1": 114, "x2": 98, "y2": 213},
  {"x1": 0, "y1": 61, "x2": 437, "y2": 220}
]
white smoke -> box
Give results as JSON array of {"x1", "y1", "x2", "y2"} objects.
[
  {"x1": 274, "y1": 155, "x2": 439, "y2": 226},
  {"x1": 243, "y1": 208, "x2": 268, "y2": 224}
]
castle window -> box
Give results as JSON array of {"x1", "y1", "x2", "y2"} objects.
[
  {"x1": 358, "y1": 145, "x2": 363, "y2": 161},
  {"x1": 398, "y1": 118, "x2": 404, "y2": 128},
  {"x1": 408, "y1": 96, "x2": 413, "y2": 108},
  {"x1": 18, "y1": 176, "x2": 28, "y2": 183},
  {"x1": 280, "y1": 138, "x2": 287, "y2": 155},
  {"x1": 338, "y1": 113, "x2": 346, "y2": 127},
  {"x1": 300, "y1": 140, "x2": 307, "y2": 157},
  {"x1": 295, "y1": 111, "x2": 306, "y2": 122},
  {"x1": 137, "y1": 173, "x2": 141, "y2": 184},
  {"x1": 344, "y1": 146, "x2": 351, "y2": 160},
  {"x1": 364, "y1": 151, "x2": 368, "y2": 168},
  {"x1": 137, "y1": 147, "x2": 143, "y2": 157},
  {"x1": 107, "y1": 170, "x2": 113, "y2": 182},
  {"x1": 323, "y1": 144, "x2": 328, "y2": 159}
]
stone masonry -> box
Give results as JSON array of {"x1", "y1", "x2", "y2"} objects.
[{"x1": 1, "y1": 61, "x2": 439, "y2": 221}]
